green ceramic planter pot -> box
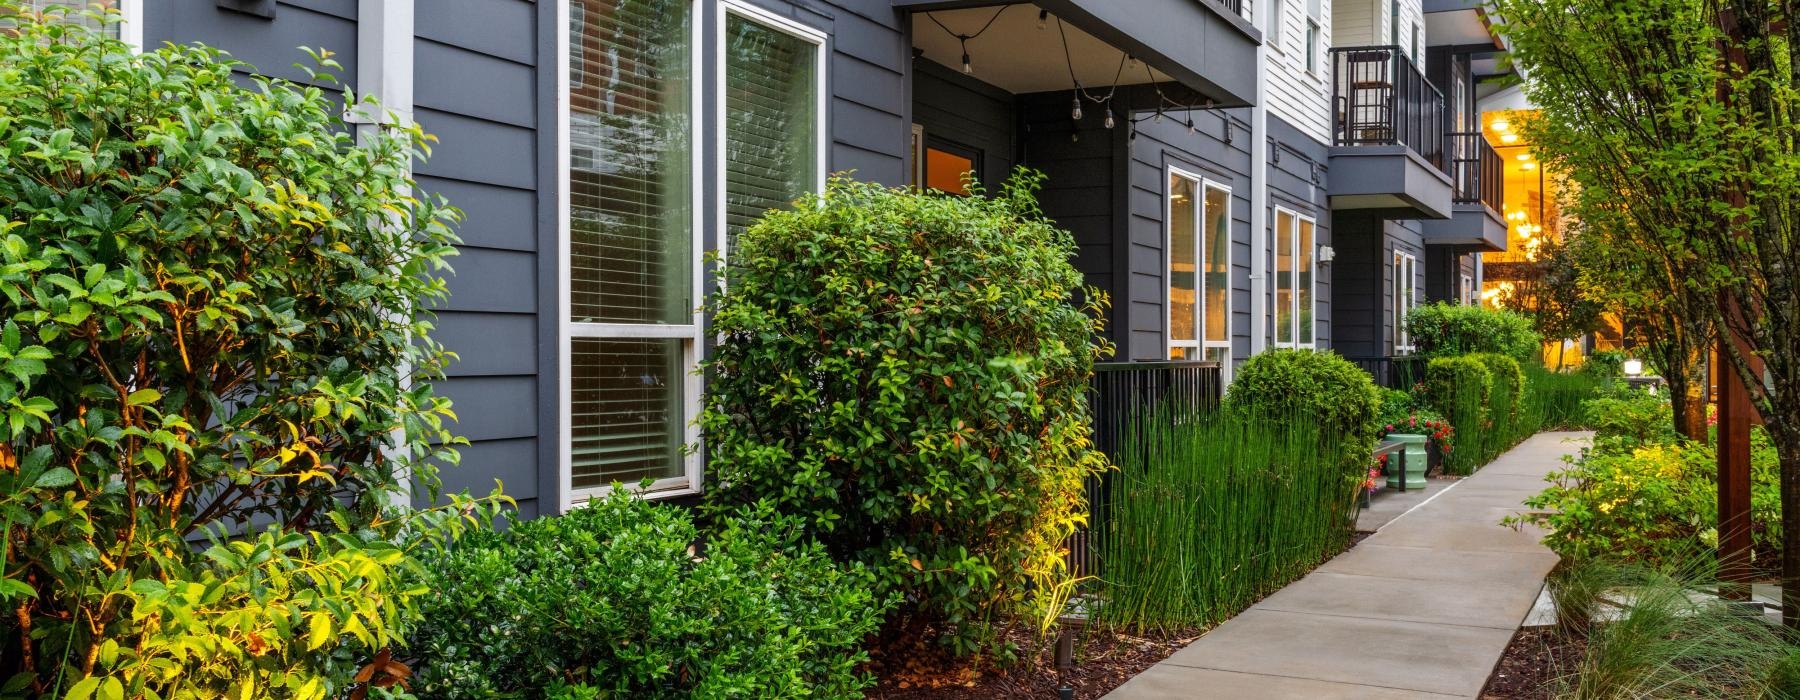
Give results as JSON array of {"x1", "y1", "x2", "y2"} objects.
[{"x1": 1386, "y1": 433, "x2": 1430, "y2": 490}]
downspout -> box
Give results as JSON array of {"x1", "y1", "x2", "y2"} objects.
[{"x1": 1248, "y1": 0, "x2": 1271, "y2": 356}]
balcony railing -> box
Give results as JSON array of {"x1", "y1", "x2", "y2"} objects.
[
  {"x1": 1070, "y1": 360, "x2": 1223, "y2": 576},
  {"x1": 1332, "y1": 46, "x2": 1446, "y2": 170},
  {"x1": 1210, "y1": 0, "x2": 1245, "y2": 15},
  {"x1": 1346, "y1": 355, "x2": 1429, "y2": 391},
  {"x1": 1447, "y1": 131, "x2": 1502, "y2": 210}
]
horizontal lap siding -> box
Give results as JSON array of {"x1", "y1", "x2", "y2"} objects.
[
  {"x1": 911, "y1": 62, "x2": 1015, "y2": 193},
  {"x1": 417, "y1": 1, "x2": 541, "y2": 511},
  {"x1": 1127, "y1": 110, "x2": 1255, "y2": 365},
  {"x1": 1266, "y1": 0, "x2": 1332, "y2": 144},
  {"x1": 1268, "y1": 115, "x2": 1332, "y2": 349},
  {"x1": 1016, "y1": 92, "x2": 1125, "y2": 353}
]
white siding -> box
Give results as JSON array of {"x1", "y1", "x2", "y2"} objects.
[
  {"x1": 1328, "y1": 0, "x2": 1426, "y2": 66},
  {"x1": 1265, "y1": 0, "x2": 1331, "y2": 144}
]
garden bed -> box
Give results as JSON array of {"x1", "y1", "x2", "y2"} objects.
[
  {"x1": 869, "y1": 625, "x2": 1202, "y2": 699},
  {"x1": 1481, "y1": 626, "x2": 1584, "y2": 699}
]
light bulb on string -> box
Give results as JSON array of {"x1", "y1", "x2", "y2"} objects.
[
  {"x1": 1186, "y1": 117, "x2": 1196, "y2": 134},
  {"x1": 962, "y1": 50, "x2": 972, "y2": 74},
  {"x1": 1071, "y1": 93, "x2": 1083, "y2": 121},
  {"x1": 1038, "y1": 9, "x2": 1048, "y2": 30},
  {"x1": 1104, "y1": 110, "x2": 1116, "y2": 129}
]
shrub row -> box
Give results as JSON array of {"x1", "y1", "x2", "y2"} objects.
[
  {"x1": 1404, "y1": 302, "x2": 1542, "y2": 361},
  {"x1": 1421, "y1": 353, "x2": 1602, "y2": 473}
]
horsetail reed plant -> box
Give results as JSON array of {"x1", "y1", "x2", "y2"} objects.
[{"x1": 1093, "y1": 407, "x2": 1363, "y2": 634}]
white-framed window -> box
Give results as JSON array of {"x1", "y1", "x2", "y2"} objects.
[
  {"x1": 1269, "y1": 0, "x2": 1286, "y2": 50},
  {"x1": 28, "y1": 0, "x2": 140, "y2": 47},
  {"x1": 1460, "y1": 273, "x2": 1474, "y2": 306},
  {"x1": 1392, "y1": 250, "x2": 1419, "y2": 355},
  {"x1": 559, "y1": 0, "x2": 704, "y2": 505},
  {"x1": 558, "y1": 0, "x2": 826, "y2": 507},
  {"x1": 717, "y1": 0, "x2": 828, "y2": 257},
  {"x1": 1166, "y1": 167, "x2": 1233, "y2": 373},
  {"x1": 1272, "y1": 208, "x2": 1317, "y2": 348},
  {"x1": 1304, "y1": 0, "x2": 1322, "y2": 74}
]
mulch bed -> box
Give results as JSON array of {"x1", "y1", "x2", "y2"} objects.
[
  {"x1": 1481, "y1": 626, "x2": 1585, "y2": 699},
  {"x1": 867, "y1": 624, "x2": 1202, "y2": 699}
]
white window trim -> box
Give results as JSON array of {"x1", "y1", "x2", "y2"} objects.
[
  {"x1": 1393, "y1": 250, "x2": 1419, "y2": 355},
  {"x1": 1268, "y1": 0, "x2": 1286, "y2": 53},
  {"x1": 1304, "y1": 17, "x2": 1321, "y2": 76},
  {"x1": 714, "y1": 0, "x2": 830, "y2": 272},
  {"x1": 1271, "y1": 206, "x2": 1317, "y2": 349},
  {"x1": 1164, "y1": 166, "x2": 1233, "y2": 373},
  {"x1": 557, "y1": 0, "x2": 708, "y2": 510},
  {"x1": 119, "y1": 0, "x2": 142, "y2": 50}
]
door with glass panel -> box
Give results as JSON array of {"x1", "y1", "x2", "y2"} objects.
[{"x1": 1167, "y1": 168, "x2": 1232, "y2": 372}]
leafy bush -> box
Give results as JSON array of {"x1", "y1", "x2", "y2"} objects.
[
  {"x1": 1583, "y1": 349, "x2": 1627, "y2": 378},
  {"x1": 1096, "y1": 410, "x2": 1361, "y2": 633},
  {"x1": 1404, "y1": 302, "x2": 1542, "y2": 361},
  {"x1": 1371, "y1": 388, "x2": 1454, "y2": 458},
  {"x1": 409, "y1": 490, "x2": 888, "y2": 698},
  {"x1": 1225, "y1": 349, "x2": 1381, "y2": 457},
  {"x1": 1423, "y1": 357, "x2": 1490, "y2": 473},
  {"x1": 1508, "y1": 429, "x2": 1781, "y2": 570},
  {"x1": 1526, "y1": 362, "x2": 1606, "y2": 430},
  {"x1": 0, "y1": 11, "x2": 494, "y2": 697},
  {"x1": 1584, "y1": 394, "x2": 1677, "y2": 449},
  {"x1": 700, "y1": 172, "x2": 1109, "y2": 658}
]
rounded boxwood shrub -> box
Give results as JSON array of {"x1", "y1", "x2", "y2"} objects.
[
  {"x1": 700, "y1": 172, "x2": 1110, "y2": 659},
  {"x1": 1405, "y1": 302, "x2": 1542, "y2": 361},
  {"x1": 0, "y1": 10, "x2": 491, "y2": 696},
  {"x1": 408, "y1": 491, "x2": 888, "y2": 698},
  {"x1": 1470, "y1": 352, "x2": 1526, "y2": 419},
  {"x1": 1225, "y1": 349, "x2": 1381, "y2": 448}
]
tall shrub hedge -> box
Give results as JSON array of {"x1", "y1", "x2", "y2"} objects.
[
  {"x1": 1223, "y1": 349, "x2": 1382, "y2": 451},
  {"x1": 0, "y1": 10, "x2": 492, "y2": 696},
  {"x1": 1425, "y1": 357, "x2": 1492, "y2": 473},
  {"x1": 700, "y1": 172, "x2": 1110, "y2": 658},
  {"x1": 1405, "y1": 302, "x2": 1542, "y2": 361}
]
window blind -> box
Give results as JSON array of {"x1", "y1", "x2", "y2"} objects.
[
  {"x1": 567, "y1": 0, "x2": 694, "y2": 490},
  {"x1": 569, "y1": 0, "x2": 692, "y2": 326},
  {"x1": 1275, "y1": 211, "x2": 1295, "y2": 345},
  {"x1": 724, "y1": 12, "x2": 818, "y2": 250}
]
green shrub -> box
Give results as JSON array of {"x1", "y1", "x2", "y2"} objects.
[
  {"x1": 699, "y1": 172, "x2": 1109, "y2": 658},
  {"x1": 1225, "y1": 349, "x2": 1381, "y2": 454},
  {"x1": 1096, "y1": 410, "x2": 1360, "y2": 633},
  {"x1": 1423, "y1": 357, "x2": 1491, "y2": 474},
  {"x1": 1508, "y1": 429, "x2": 1781, "y2": 570},
  {"x1": 1526, "y1": 362, "x2": 1606, "y2": 430},
  {"x1": 1583, "y1": 349, "x2": 1627, "y2": 378},
  {"x1": 1404, "y1": 302, "x2": 1542, "y2": 361},
  {"x1": 1584, "y1": 394, "x2": 1678, "y2": 449},
  {"x1": 409, "y1": 490, "x2": 888, "y2": 698},
  {"x1": 0, "y1": 11, "x2": 496, "y2": 697},
  {"x1": 1371, "y1": 387, "x2": 1455, "y2": 458}
]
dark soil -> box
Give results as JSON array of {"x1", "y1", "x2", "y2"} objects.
[
  {"x1": 1481, "y1": 626, "x2": 1585, "y2": 699},
  {"x1": 866, "y1": 624, "x2": 1202, "y2": 700}
]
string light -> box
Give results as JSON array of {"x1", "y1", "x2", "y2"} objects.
[
  {"x1": 1071, "y1": 93, "x2": 1083, "y2": 121},
  {"x1": 926, "y1": 6, "x2": 1008, "y2": 77},
  {"x1": 1038, "y1": 8, "x2": 1048, "y2": 30},
  {"x1": 1104, "y1": 110, "x2": 1116, "y2": 129}
]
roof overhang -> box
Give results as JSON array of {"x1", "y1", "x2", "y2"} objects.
[
  {"x1": 1422, "y1": 203, "x2": 1509, "y2": 251},
  {"x1": 896, "y1": 0, "x2": 1261, "y2": 107},
  {"x1": 1328, "y1": 146, "x2": 1455, "y2": 220}
]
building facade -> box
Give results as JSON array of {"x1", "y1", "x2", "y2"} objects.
[{"x1": 115, "y1": 0, "x2": 1508, "y2": 515}]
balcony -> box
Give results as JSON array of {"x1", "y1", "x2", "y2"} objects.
[
  {"x1": 1327, "y1": 46, "x2": 1455, "y2": 220},
  {"x1": 1422, "y1": 132, "x2": 1508, "y2": 250}
]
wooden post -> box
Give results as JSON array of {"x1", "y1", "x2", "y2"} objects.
[{"x1": 1717, "y1": 334, "x2": 1754, "y2": 596}]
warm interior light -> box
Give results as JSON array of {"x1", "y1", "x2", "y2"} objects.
[
  {"x1": 1522, "y1": 162, "x2": 1537, "y2": 170},
  {"x1": 1492, "y1": 119, "x2": 1511, "y2": 132},
  {"x1": 1516, "y1": 153, "x2": 1532, "y2": 161},
  {"x1": 1500, "y1": 132, "x2": 1519, "y2": 144}
]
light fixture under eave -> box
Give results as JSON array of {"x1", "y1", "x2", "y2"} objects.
[
  {"x1": 1500, "y1": 132, "x2": 1519, "y2": 144},
  {"x1": 1521, "y1": 162, "x2": 1538, "y2": 171},
  {"x1": 1493, "y1": 118, "x2": 1511, "y2": 132}
]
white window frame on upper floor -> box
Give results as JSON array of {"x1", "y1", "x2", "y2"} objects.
[
  {"x1": 556, "y1": 0, "x2": 708, "y2": 509},
  {"x1": 119, "y1": 0, "x2": 142, "y2": 49},
  {"x1": 713, "y1": 0, "x2": 830, "y2": 270}
]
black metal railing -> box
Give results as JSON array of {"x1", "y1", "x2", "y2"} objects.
[
  {"x1": 1447, "y1": 131, "x2": 1502, "y2": 210},
  {"x1": 1210, "y1": 0, "x2": 1245, "y2": 16},
  {"x1": 1347, "y1": 355, "x2": 1429, "y2": 391},
  {"x1": 1332, "y1": 46, "x2": 1446, "y2": 171},
  {"x1": 1070, "y1": 360, "x2": 1223, "y2": 577}
]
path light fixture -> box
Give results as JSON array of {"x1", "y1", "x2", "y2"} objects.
[{"x1": 1623, "y1": 358, "x2": 1644, "y2": 376}]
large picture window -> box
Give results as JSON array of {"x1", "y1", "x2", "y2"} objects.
[
  {"x1": 1167, "y1": 168, "x2": 1232, "y2": 370},
  {"x1": 1393, "y1": 250, "x2": 1419, "y2": 355},
  {"x1": 1273, "y1": 208, "x2": 1316, "y2": 348}
]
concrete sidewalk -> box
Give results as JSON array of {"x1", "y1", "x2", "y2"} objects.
[{"x1": 1105, "y1": 431, "x2": 1591, "y2": 699}]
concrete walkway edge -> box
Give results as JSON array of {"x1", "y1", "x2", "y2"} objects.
[{"x1": 1104, "y1": 431, "x2": 1592, "y2": 699}]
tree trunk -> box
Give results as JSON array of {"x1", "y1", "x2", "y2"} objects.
[
  {"x1": 1769, "y1": 425, "x2": 1800, "y2": 633},
  {"x1": 1667, "y1": 372, "x2": 1709, "y2": 443}
]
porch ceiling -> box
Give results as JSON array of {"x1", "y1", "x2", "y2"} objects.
[
  {"x1": 900, "y1": 0, "x2": 1260, "y2": 107},
  {"x1": 911, "y1": 6, "x2": 1176, "y2": 95},
  {"x1": 1423, "y1": 8, "x2": 1504, "y2": 49}
]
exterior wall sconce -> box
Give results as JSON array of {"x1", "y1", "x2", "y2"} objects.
[{"x1": 1318, "y1": 245, "x2": 1336, "y2": 264}]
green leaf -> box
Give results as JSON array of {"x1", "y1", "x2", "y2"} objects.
[
  {"x1": 98, "y1": 677, "x2": 123, "y2": 700},
  {"x1": 34, "y1": 467, "x2": 75, "y2": 489},
  {"x1": 126, "y1": 388, "x2": 161, "y2": 406},
  {"x1": 306, "y1": 612, "x2": 332, "y2": 650},
  {"x1": 0, "y1": 578, "x2": 37, "y2": 600},
  {"x1": 64, "y1": 677, "x2": 100, "y2": 700}
]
